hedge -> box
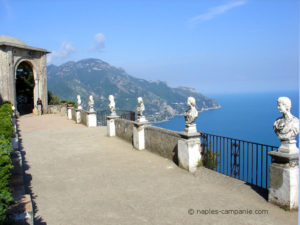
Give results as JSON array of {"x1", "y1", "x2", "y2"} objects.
[{"x1": 0, "y1": 103, "x2": 14, "y2": 224}]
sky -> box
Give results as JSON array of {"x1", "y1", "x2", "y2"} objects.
[{"x1": 0, "y1": 0, "x2": 299, "y2": 94}]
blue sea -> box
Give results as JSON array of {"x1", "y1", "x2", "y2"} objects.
[
  {"x1": 156, "y1": 91, "x2": 299, "y2": 147},
  {"x1": 155, "y1": 91, "x2": 299, "y2": 189}
]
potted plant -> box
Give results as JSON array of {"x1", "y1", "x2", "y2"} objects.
[{"x1": 67, "y1": 101, "x2": 75, "y2": 108}]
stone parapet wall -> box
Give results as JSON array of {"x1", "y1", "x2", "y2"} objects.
[
  {"x1": 113, "y1": 118, "x2": 182, "y2": 163},
  {"x1": 47, "y1": 104, "x2": 67, "y2": 116},
  {"x1": 115, "y1": 118, "x2": 135, "y2": 143},
  {"x1": 145, "y1": 126, "x2": 182, "y2": 162},
  {"x1": 81, "y1": 110, "x2": 88, "y2": 126},
  {"x1": 71, "y1": 108, "x2": 76, "y2": 121}
]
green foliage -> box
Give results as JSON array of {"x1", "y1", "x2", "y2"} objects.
[
  {"x1": 0, "y1": 103, "x2": 14, "y2": 224},
  {"x1": 48, "y1": 91, "x2": 60, "y2": 105},
  {"x1": 0, "y1": 190, "x2": 14, "y2": 223},
  {"x1": 0, "y1": 103, "x2": 13, "y2": 140},
  {"x1": 198, "y1": 142, "x2": 220, "y2": 170},
  {"x1": 68, "y1": 101, "x2": 75, "y2": 106},
  {"x1": 60, "y1": 100, "x2": 76, "y2": 107}
]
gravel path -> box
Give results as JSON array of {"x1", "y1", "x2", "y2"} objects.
[{"x1": 19, "y1": 114, "x2": 298, "y2": 225}]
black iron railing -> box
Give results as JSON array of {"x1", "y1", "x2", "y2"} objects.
[
  {"x1": 97, "y1": 110, "x2": 135, "y2": 126},
  {"x1": 200, "y1": 132, "x2": 278, "y2": 190}
]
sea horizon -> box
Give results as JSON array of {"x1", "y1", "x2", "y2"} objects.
[{"x1": 155, "y1": 90, "x2": 299, "y2": 147}]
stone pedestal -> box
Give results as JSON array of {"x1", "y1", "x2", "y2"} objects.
[
  {"x1": 133, "y1": 121, "x2": 149, "y2": 150},
  {"x1": 268, "y1": 151, "x2": 298, "y2": 210},
  {"x1": 178, "y1": 132, "x2": 201, "y2": 173},
  {"x1": 87, "y1": 111, "x2": 97, "y2": 127},
  {"x1": 11, "y1": 133, "x2": 19, "y2": 151},
  {"x1": 107, "y1": 115, "x2": 119, "y2": 137},
  {"x1": 67, "y1": 107, "x2": 73, "y2": 120},
  {"x1": 12, "y1": 117, "x2": 17, "y2": 133},
  {"x1": 75, "y1": 109, "x2": 81, "y2": 124},
  {"x1": 184, "y1": 124, "x2": 197, "y2": 134},
  {"x1": 278, "y1": 140, "x2": 298, "y2": 154},
  {"x1": 137, "y1": 116, "x2": 146, "y2": 123}
]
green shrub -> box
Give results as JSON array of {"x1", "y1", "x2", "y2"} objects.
[
  {"x1": 67, "y1": 101, "x2": 75, "y2": 105},
  {"x1": 0, "y1": 119, "x2": 13, "y2": 140},
  {"x1": 0, "y1": 103, "x2": 14, "y2": 224},
  {"x1": 0, "y1": 103, "x2": 13, "y2": 140},
  {"x1": 200, "y1": 149, "x2": 220, "y2": 170},
  {"x1": 48, "y1": 91, "x2": 60, "y2": 105},
  {"x1": 198, "y1": 141, "x2": 220, "y2": 170},
  {"x1": 0, "y1": 190, "x2": 14, "y2": 223}
]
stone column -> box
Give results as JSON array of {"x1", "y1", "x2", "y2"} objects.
[
  {"x1": 178, "y1": 132, "x2": 201, "y2": 173},
  {"x1": 107, "y1": 115, "x2": 119, "y2": 137},
  {"x1": 268, "y1": 151, "x2": 298, "y2": 210},
  {"x1": 67, "y1": 107, "x2": 73, "y2": 120},
  {"x1": 75, "y1": 109, "x2": 81, "y2": 124},
  {"x1": 35, "y1": 79, "x2": 39, "y2": 105},
  {"x1": 133, "y1": 121, "x2": 149, "y2": 150},
  {"x1": 33, "y1": 79, "x2": 39, "y2": 115},
  {"x1": 86, "y1": 111, "x2": 97, "y2": 127}
]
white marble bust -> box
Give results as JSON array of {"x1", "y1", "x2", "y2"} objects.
[
  {"x1": 136, "y1": 97, "x2": 147, "y2": 122},
  {"x1": 273, "y1": 97, "x2": 299, "y2": 153},
  {"x1": 184, "y1": 97, "x2": 198, "y2": 125},
  {"x1": 88, "y1": 95, "x2": 94, "y2": 112},
  {"x1": 137, "y1": 97, "x2": 145, "y2": 117},
  {"x1": 77, "y1": 95, "x2": 82, "y2": 109},
  {"x1": 274, "y1": 97, "x2": 299, "y2": 141},
  {"x1": 108, "y1": 95, "x2": 116, "y2": 116}
]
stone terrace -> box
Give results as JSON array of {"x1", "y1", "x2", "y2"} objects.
[{"x1": 18, "y1": 114, "x2": 297, "y2": 225}]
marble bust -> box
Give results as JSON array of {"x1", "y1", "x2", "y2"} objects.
[
  {"x1": 108, "y1": 95, "x2": 116, "y2": 116},
  {"x1": 88, "y1": 95, "x2": 94, "y2": 112},
  {"x1": 77, "y1": 95, "x2": 82, "y2": 109},
  {"x1": 184, "y1": 97, "x2": 198, "y2": 133},
  {"x1": 273, "y1": 97, "x2": 299, "y2": 153},
  {"x1": 136, "y1": 97, "x2": 146, "y2": 122}
]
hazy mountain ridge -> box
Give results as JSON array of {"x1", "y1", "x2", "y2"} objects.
[{"x1": 47, "y1": 58, "x2": 220, "y2": 122}]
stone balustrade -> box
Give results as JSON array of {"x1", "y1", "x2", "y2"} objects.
[
  {"x1": 145, "y1": 126, "x2": 181, "y2": 162},
  {"x1": 109, "y1": 116, "x2": 200, "y2": 169},
  {"x1": 47, "y1": 104, "x2": 68, "y2": 116},
  {"x1": 59, "y1": 94, "x2": 299, "y2": 210},
  {"x1": 115, "y1": 118, "x2": 135, "y2": 142},
  {"x1": 69, "y1": 107, "x2": 97, "y2": 127}
]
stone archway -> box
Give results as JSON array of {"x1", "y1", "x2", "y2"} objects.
[
  {"x1": 15, "y1": 61, "x2": 34, "y2": 115},
  {"x1": 0, "y1": 36, "x2": 50, "y2": 115}
]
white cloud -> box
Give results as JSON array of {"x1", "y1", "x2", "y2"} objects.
[
  {"x1": 188, "y1": 0, "x2": 247, "y2": 27},
  {"x1": 89, "y1": 33, "x2": 105, "y2": 51},
  {"x1": 47, "y1": 42, "x2": 75, "y2": 64}
]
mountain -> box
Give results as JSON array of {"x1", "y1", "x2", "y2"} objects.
[{"x1": 47, "y1": 58, "x2": 220, "y2": 122}]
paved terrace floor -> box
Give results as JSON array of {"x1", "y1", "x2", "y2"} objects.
[{"x1": 18, "y1": 114, "x2": 297, "y2": 225}]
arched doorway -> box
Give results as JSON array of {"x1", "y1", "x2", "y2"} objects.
[{"x1": 16, "y1": 61, "x2": 34, "y2": 115}]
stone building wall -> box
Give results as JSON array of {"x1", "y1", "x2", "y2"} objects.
[
  {"x1": 0, "y1": 36, "x2": 49, "y2": 113},
  {"x1": 0, "y1": 46, "x2": 13, "y2": 102}
]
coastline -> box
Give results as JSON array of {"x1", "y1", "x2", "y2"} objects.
[{"x1": 151, "y1": 105, "x2": 221, "y2": 124}]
